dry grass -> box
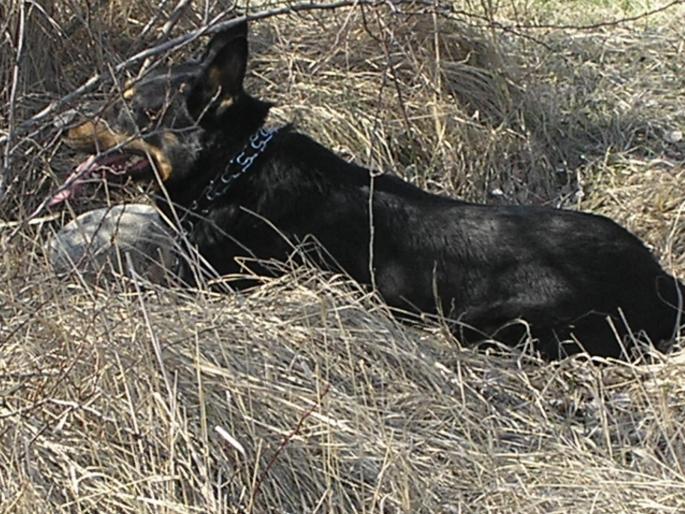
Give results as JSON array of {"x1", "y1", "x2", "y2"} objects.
[{"x1": 2, "y1": 0, "x2": 685, "y2": 512}]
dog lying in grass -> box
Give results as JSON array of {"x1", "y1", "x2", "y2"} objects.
[{"x1": 59, "y1": 19, "x2": 683, "y2": 359}]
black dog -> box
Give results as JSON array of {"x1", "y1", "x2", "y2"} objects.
[{"x1": 63, "y1": 20, "x2": 683, "y2": 359}]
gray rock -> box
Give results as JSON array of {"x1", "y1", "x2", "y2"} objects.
[{"x1": 49, "y1": 204, "x2": 178, "y2": 284}]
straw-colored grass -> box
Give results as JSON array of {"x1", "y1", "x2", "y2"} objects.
[{"x1": 1, "y1": 1, "x2": 685, "y2": 512}]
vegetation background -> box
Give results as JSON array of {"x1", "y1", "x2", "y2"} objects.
[{"x1": 1, "y1": 0, "x2": 685, "y2": 512}]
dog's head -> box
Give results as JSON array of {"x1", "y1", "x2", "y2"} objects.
[{"x1": 60, "y1": 20, "x2": 266, "y2": 200}]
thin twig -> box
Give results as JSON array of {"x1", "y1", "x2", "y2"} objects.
[
  {"x1": 135, "y1": 0, "x2": 175, "y2": 46},
  {"x1": 498, "y1": 0, "x2": 684, "y2": 31},
  {"x1": 139, "y1": 0, "x2": 199, "y2": 76},
  {"x1": 1, "y1": 0, "x2": 26, "y2": 202},
  {"x1": 249, "y1": 383, "x2": 332, "y2": 512}
]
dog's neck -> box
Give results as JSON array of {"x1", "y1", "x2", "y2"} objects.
[
  {"x1": 187, "y1": 124, "x2": 284, "y2": 216},
  {"x1": 221, "y1": 94, "x2": 272, "y2": 148}
]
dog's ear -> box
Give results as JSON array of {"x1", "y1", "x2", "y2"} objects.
[{"x1": 188, "y1": 20, "x2": 248, "y2": 119}]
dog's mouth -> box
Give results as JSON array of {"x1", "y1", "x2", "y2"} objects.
[
  {"x1": 51, "y1": 120, "x2": 174, "y2": 207},
  {"x1": 48, "y1": 151, "x2": 154, "y2": 207}
]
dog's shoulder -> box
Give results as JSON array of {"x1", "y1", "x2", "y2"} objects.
[{"x1": 266, "y1": 129, "x2": 453, "y2": 206}]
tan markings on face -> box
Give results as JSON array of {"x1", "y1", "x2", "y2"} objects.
[
  {"x1": 208, "y1": 66, "x2": 223, "y2": 89},
  {"x1": 162, "y1": 132, "x2": 179, "y2": 146},
  {"x1": 217, "y1": 96, "x2": 234, "y2": 114},
  {"x1": 64, "y1": 120, "x2": 174, "y2": 181}
]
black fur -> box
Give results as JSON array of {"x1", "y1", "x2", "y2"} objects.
[{"x1": 68, "y1": 20, "x2": 684, "y2": 359}]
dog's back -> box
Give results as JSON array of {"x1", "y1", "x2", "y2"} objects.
[{"x1": 198, "y1": 129, "x2": 683, "y2": 358}]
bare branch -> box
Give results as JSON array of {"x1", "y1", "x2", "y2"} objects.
[
  {"x1": 3, "y1": 0, "x2": 681, "y2": 152},
  {"x1": 0, "y1": 0, "x2": 401, "y2": 150},
  {"x1": 1, "y1": 0, "x2": 26, "y2": 203}
]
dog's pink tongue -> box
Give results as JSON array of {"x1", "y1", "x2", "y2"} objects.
[{"x1": 48, "y1": 155, "x2": 99, "y2": 207}]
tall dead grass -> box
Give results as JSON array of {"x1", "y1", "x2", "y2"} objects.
[{"x1": 2, "y1": 1, "x2": 685, "y2": 512}]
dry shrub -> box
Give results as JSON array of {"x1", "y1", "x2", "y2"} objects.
[
  {"x1": 3, "y1": 260, "x2": 685, "y2": 512},
  {"x1": 2, "y1": 1, "x2": 685, "y2": 513},
  {"x1": 588, "y1": 165, "x2": 685, "y2": 272}
]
